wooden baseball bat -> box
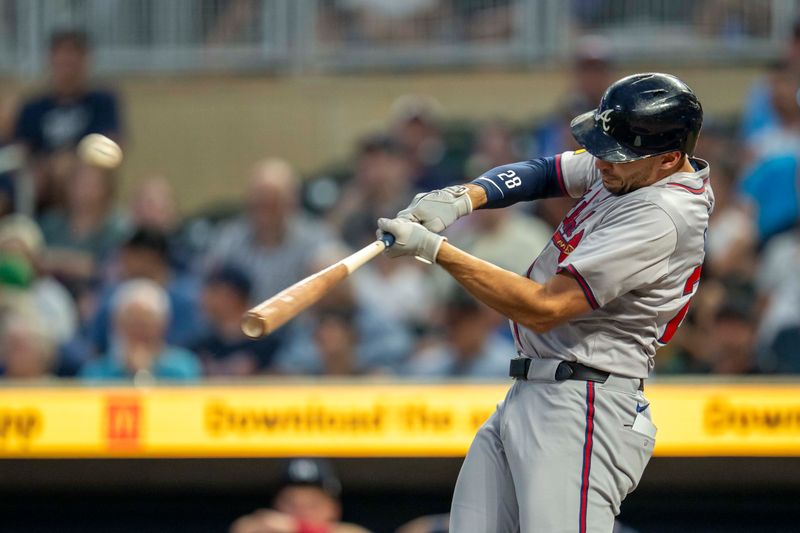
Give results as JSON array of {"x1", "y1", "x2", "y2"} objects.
[{"x1": 241, "y1": 233, "x2": 395, "y2": 339}]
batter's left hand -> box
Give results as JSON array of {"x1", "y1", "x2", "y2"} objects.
[
  {"x1": 397, "y1": 185, "x2": 473, "y2": 233},
  {"x1": 377, "y1": 217, "x2": 446, "y2": 264}
]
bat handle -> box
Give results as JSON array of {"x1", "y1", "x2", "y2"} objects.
[{"x1": 379, "y1": 232, "x2": 395, "y2": 248}]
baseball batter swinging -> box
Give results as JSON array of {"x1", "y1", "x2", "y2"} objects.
[{"x1": 377, "y1": 73, "x2": 709, "y2": 532}]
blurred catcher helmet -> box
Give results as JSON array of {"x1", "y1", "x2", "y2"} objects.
[
  {"x1": 278, "y1": 458, "x2": 342, "y2": 499},
  {"x1": 570, "y1": 72, "x2": 703, "y2": 163}
]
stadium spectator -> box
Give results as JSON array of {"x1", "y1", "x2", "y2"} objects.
[
  {"x1": 79, "y1": 279, "x2": 200, "y2": 382},
  {"x1": 0, "y1": 214, "x2": 77, "y2": 344},
  {"x1": 769, "y1": 323, "x2": 800, "y2": 373},
  {"x1": 452, "y1": 0, "x2": 514, "y2": 42},
  {"x1": 743, "y1": 61, "x2": 800, "y2": 164},
  {"x1": 204, "y1": 158, "x2": 333, "y2": 304},
  {"x1": 708, "y1": 287, "x2": 760, "y2": 375},
  {"x1": 37, "y1": 161, "x2": 128, "y2": 293},
  {"x1": 738, "y1": 141, "x2": 800, "y2": 245},
  {"x1": 754, "y1": 225, "x2": 800, "y2": 369},
  {"x1": 694, "y1": 0, "x2": 772, "y2": 41},
  {"x1": 311, "y1": 309, "x2": 362, "y2": 376},
  {"x1": 126, "y1": 174, "x2": 193, "y2": 272},
  {"x1": 389, "y1": 94, "x2": 461, "y2": 191},
  {"x1": 230, "y1": 458, "x2": 370, "y2": 533},
  {"x1": 0, "y1": 172, "x2": 16, "y2": 218},
  {"x1": 274, "y1": 245, "x2": 412, "y2": 376},
  {"x1": 329, "y1": 134, "x2": 415, "y2": 248},
  {"x1": 0, "y1": 164, "x2": 13, "y2": 217},
  {"x1": 89, "y1": 227, "x2": 204, "y2": 354},
  {"x1": 741, "y1": 18, "x2": 800, "y2": 142},
  {"x1": 328, "y1": 0, "x2": 445, "y2": 45},
  {"x1": 127, "y1": 174, "x2": 180, "y2": 235},
  {"x1": 403, "y1": 289, "x2": 511, "y2": 378},
  {"x1": 737, "y1": 61, "x2": 800, "y2": 246},
  {"x1": 463, "y1": 119, "x2": 520, "y2": 178},
  {"x1": 13, "y1": 29, "x2": 123, "y2": 215},
  {"x1": 205, "y1": 0, "x2": 260, "y2": 47},
  {"x1": 0, "y1": 249, "x2": 36, "y2": 324},
  {"x1": 0, "y1": 94, "x2": 19, "y2": 217},
  {"x1": 191, "y1": 264, "x2": 283, "y2": 376},
  {"x1": 0, "y1": 311, "x2": 57, "y2": 379}
]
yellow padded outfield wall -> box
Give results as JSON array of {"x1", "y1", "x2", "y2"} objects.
[{"x1": 0, "y1": 382, "x2": 799, "y2": 458}]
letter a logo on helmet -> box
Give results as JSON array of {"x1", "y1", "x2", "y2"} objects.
[
  {"x1": 596, "y1": 109, "x2": 614, "y2": 133},
  {"x1": 570, "y1": 72, "x2": 703, "y2": 163}
]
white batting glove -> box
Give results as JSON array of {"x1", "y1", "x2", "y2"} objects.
[
  {"x1": 377, "y1": 217, "x2": 446, "y2": 265},
  {"x1": 397, "y1": 185, "x2": 473, "y2": 233}
]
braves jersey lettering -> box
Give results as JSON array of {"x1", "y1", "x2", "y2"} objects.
[
  {"x1": 562, "y1": 188, "x2": 603, "y2": 237},
  {"x1": 657, "y1": 265, "x2": 703, "y2": 344},
  {"x1": 512, "y1": 149, "x2": 713, "y2": 378},
  {"x1": 551, "y1": 229, "x2": 584, "y2": 262}
]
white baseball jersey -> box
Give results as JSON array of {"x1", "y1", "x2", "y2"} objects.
[{"x1": 512, "y1": 150, "x2": 713, "y2": 378}]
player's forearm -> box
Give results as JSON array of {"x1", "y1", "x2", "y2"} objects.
[{"x1": 436, "y1": 242, "x2": 566, "y2": 333}]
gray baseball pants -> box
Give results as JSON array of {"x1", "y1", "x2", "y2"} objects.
[{"x1": 450, "y1": 359, "x2": 655, "y2": 533}]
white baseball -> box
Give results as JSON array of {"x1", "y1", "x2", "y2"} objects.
[{"x1": 77, "y1": 133, "x2": 123, "y2": 169}]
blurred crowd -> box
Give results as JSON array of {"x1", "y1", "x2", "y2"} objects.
[
  {"x1": 216, "y1": 0, "x2": 775, "y2": 48},
  {"x1": 1, "y1": 26, "x2": 800, "y2": 383}
]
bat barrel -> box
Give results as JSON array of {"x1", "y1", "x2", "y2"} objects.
[{"x1": 241, "y1": 313, "x2": 268, "y2": 339}]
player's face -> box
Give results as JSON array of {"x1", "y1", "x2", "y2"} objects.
[{"x1": 595, "y1": 156, "x2": 662, "y2": 195}]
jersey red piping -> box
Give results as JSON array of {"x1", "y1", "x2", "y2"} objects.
[
  {"x1": 579, "y1": 381, "x2": 596, "y2": 533},
  {"x1": 560, "y1": 264, "x2": 600, "y2": 309},
  {"x1": 666, "y1": 181, "x2": 706, "y2": 194}
]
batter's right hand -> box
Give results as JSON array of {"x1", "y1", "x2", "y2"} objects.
[
  {"x1": 377, "y1": 217, "x2": 446, "y2": 265},
  {"x1": 397, "y1": 185, "x2": 473, "y2": 233}
]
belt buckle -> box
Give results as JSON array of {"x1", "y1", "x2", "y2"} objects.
[
  {"x1": 509, "y1": 357, "x2": 530, "y2": 379},
  {"x1": 554, "y1": 361, "x2": 574, "y2": 381}
]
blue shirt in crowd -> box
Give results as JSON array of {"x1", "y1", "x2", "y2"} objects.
[
  {"x1": 14, "y1": 89, "x2": 122, "y2": 155},
  {"x1": 90, "y1": 276, "x2": 206, "y2": 354},
  {"x1": 740, "y1": 154, "x2": 800, "y2": 244},
  {"x1": 79, "y1": 345, "x2": 201, "y2": 381}
]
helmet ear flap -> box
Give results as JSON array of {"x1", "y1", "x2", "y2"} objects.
[{"x1": 683, "y1": 124, "x2": 701, "y2": 157}]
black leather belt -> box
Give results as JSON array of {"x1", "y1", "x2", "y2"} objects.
[
  {"x1": 509, "y1": 358, "x2": 645, "y2": 391},
  {"x1": 509, "y1": 358, "x2": 609, "y2": 382}
]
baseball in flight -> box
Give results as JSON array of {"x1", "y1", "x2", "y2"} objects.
[{"x1": 77, "y1": 133, "x2": 123, "y2": 169}]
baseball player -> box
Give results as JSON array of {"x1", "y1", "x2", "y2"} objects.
[{"x1": 377, "y1": 73, "x2": 709, "y2": 532}]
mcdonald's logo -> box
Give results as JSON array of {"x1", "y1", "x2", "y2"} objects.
[{"x1": 106, "y1": 396, "x2": 142, "y2": 450}]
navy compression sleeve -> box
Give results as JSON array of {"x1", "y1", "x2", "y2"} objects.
[{"x1": 470, "y1": 157, "x2": 566, "y2": 208}]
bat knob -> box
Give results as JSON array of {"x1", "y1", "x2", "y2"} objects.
[
  {"x1": 380, "y1": 232, "x2": 395, "y2": 248},
  {"x1": 241, "y1": 313, "x2": 267, "y2": 339}
]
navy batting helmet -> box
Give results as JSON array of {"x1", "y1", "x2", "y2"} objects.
[{"x1": 570, "y1": 72, "x2": 703, "y2": 163}]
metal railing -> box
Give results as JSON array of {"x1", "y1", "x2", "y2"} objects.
[{"x1": 0, "y1": 0, "x2": 797, "y2": 76}]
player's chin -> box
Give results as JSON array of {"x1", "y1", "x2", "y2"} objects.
[{"x1": 601, "y1": 178, "x2": 623, "y2": 195}]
